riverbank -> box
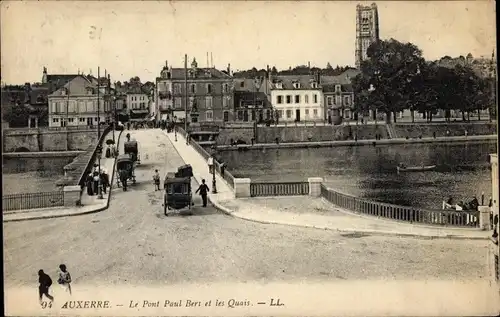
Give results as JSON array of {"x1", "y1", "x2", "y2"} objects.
[
  {"x1": 2, "y1": 151, "x2": 84, "y2": 158},
  {"x1": 215, "y1": 134, "x2": 497, "y2": 151}
]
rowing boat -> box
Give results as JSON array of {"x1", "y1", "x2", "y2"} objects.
[{"x1": 397, "y1": 165, "x2": 436, "y2": 173}]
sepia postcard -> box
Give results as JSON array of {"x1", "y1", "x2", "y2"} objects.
[{"x1": 1, "y1": 0, "x2": 499, "y2": 316}]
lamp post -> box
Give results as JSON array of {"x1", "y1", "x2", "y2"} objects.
[
  {"x1": 211, "y1": 144, "x2": 218, "y2": 194},
  {"x1": 254, "y1": 77, "x2": 263, "y2": 123}
]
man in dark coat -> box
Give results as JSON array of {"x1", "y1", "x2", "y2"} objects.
[
  {"x1": 38, "y1": 269, "x2": 54, "y2": 303},
  {"x1": 195, "y1": 179, "x2": 210, "y2": 207}
]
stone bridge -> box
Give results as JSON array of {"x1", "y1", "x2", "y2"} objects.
[{"x1": 2, "y1": 127, "x2": 100, "y2": 152}]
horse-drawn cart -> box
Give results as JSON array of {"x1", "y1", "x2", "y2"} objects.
[
  {"x1": 163, "y1": 165, "x2": 194, "y2": 216},
  {"x1": 116, "y1": 154, "x2": 136, "y2": 190}
]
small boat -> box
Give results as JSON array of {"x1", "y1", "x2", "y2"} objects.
[{"x1": 397, "y1": 165, "x2": 436, "y2": 173}]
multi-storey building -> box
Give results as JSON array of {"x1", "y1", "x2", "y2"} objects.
[
  {"x1": 322, "y1": 69, "x2": 360, "y2": 123},
  {"x1": 355, "y1": 3, "x2": 380, "y2": 69},
  {"x1": 268, "y1": 74, "x2": 323, "y2": 122},
  {"x1": 155, "y1": 58, "x2": 234, "y2": 124},
  {"x1": 233, "y1": 77, "x2": 273, "y2": 122},
  {"x1": 47, "y1": 75, "x2": 111, "y2": 127}
]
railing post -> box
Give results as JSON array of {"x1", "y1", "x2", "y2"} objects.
[
  {"x1": 478, "y1": 206, "x2": 491, "y2": 230},
  {"x1": 234, "y1": 178, "x2": 251, "y2": 198}
]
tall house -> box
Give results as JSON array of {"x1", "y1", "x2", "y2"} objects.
[
  {"x1": 155, "y1": 58, "x2": 234, "y2": 124},
  {"x1": 355, "y1": 3, "x2": 380, "y2": 69}
]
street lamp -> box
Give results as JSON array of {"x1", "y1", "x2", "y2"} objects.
[{"x1": 211, "y1": 144, "x2": 218, "y2": 194}]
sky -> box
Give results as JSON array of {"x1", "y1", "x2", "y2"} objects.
[{"x1": 1, "y1": 1, "x2": 496, "y2": 85}]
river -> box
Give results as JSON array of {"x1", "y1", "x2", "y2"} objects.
[
  {"x1": 2, "y1": 156, "x2": 75, "y2": 195},
  {"x1": 218, "y1": 142, "x2": 497, "y2": 210}
]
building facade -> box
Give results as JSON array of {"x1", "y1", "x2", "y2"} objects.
[
  {"x1": 47, "y1": 75, "x2": 111, "y2": 127},
  {"x1": 355, "y1": 3, "x2": 380, "y2": 69},
  {"x1": 155, "y1": 58, "x2": 234, "y2": 124},
  {"x1": 269, "y1": 74, "x2": 323, "y2": 122},
  {"x1": 233, "y1": 77, "x2": 273, "y2": 122}
]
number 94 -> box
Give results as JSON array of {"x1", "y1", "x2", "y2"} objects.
[{"x1": 41, "y1": 301, "x2": 53, "y2": 309}]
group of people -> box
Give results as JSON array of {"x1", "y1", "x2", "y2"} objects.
[
  {"x1": 85, "y1": 164, "x2": 110, "y2": 196},
  {"x1": 446, "y1": 195, "x2": 491, "y2": 211},
  {"x1": 105, "y1": 144, "x2": 118, "y2": 158},
  {"x1": 38, "y1": 264, "x2": 72, "y2": 303}
]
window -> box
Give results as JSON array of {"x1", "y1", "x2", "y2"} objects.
[
  {"x1": 327, "y1": 96, "x2": 333, "y2": 106},
  {"x1": 286, "y1": 110, "x2": 292, "y2": 118},
  {"x1": 344, "y1": 109, "x2": 351, "y2": 119},
  {"x1": 277, "y1": 95, "x2": 283, "y2": 104},
  {"x1": 174, "y1": 84, "x2": 180, "y2": 93},
  {"x1": 205, "y1": 96, "x2": 213, "y2": 109},
  {"x1": 190, "y1": 84, "x2": 196, "y2": 94},
  {"x1": 206, "y1": 111, "x2": 213, "y2": 121},
  {"x1": 223, "y1": 111, "x2": 229, "y2": 122},
  {"x1": 223, "y1": 96, "x2": 231, "y2": 108},
  {"x1": 52, "y1": 118, "x2": 59, "y2": 123},
  {"x1": 68, "y1": 101, "x2": 75, "y2": 113},
  {"x1": 293, "y1": 82, "x2": 300, "y2": 89},
  {"x1": 278, "y1": 109, "x2": 284, "y2": 118},
  {"x1": 344, "y1": 96, "x2": 350, "y2": 105},
  {"x1": 311, "y1": 82, "x2": 318, "y2": 88},
  {"x1": 223, "y1": 84, "x2": 229, "y2": 93},
  {"x1": 313, "y1": 94, "x2": 318, "y2": 103},
  {"x1": 305, "y1": 95, "x2": 309, "y2": 103},
  {"x1": 207, "y1": 84, "x2": 212, "y2": 94},
  {"x1": 68, "y1": 118, "x2": 74, "y2": 123},
  {"x1": 305, "y1": 109, "x2": 310, "y2": 117},
  {"x1": 286, "y1": 95, "x2": 291, "y2": 104},
  {"x1": 336, "y1": 96, "x2": 341, "y2": 105},
  {"x1": 294, "y1": 95, "x2": 300, "y2": 103},
  {"x1": 313, "y1": 109, "x2": 318, "y2": 117},
  {"x1": 174, "y1": 98, "x2": 181, "y2": 108},
  {"x1": 335, "y1": 85, "x2": 341, "y2": 92},
  {"x1": 79, "y1": 117, "x2": 85, "y2": 122},
  {"x1": 240, "y1": 81, "x2": 244, "y2": 88},
  {"x1": 237, "y1": 110, "x2": 243, "y2": 121},
  {"x1": 276, "y1": 82, "x2": 283, "y2": 89}
]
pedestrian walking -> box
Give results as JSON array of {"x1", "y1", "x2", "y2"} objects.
[
  {"x1": 57, "y1": 264, "x2": 72, "y2": 295},
  {"x1": 100, "y1": 172, "x2": 109, "y2": 194},
  {"x1": 38, "y1": 269, "x2": 54, "y2": 303},
  {"x1": 195, "y1": 179, "x2": 210, "y2": 207},
  {"x1": 220, "y1": 162, "x2": 226, "y2": 178},
  {"x1": 86, "y1": 172, "x2": 94, "y2": 196},
  {"x1": 153, "y1": 169, "x2": 161, "y2": 191},
  {"x1": 207, "y1": 155, "x2": 214, "y2": 174},
  {"x1": 93, "y1": 171, "x2": 100, "y2": 195}
]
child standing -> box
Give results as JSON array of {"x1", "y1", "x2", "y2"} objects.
[
  {"x1": 153, "y1": 169, "x2": 161, "y2": 191},
  {"x1": 57, "y1": 264, "x2": 72, "y2": 295}
]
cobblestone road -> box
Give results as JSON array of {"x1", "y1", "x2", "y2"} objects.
[{"x1": 3, "y1": 129, "x2": 491, "y2": 287}]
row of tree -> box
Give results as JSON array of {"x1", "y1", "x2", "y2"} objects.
[
  {"x1": 352, "y1": 39, "x2": 496, "y2": 123},
  {"x1": 232, "y1": 64, "x2": 355, "y2": 78}
]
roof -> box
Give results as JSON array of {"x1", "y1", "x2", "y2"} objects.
[
  {"x1": 233, "y1": 78, "x2": 268, "y2": 93},
  {"x1": 46, "y1": 74, "x2": 79, "y2": 93},
  {"x1": 49, "y1": 75, "x2": 97, "y2": 96},
  {"x1": 270, "y1": 75, "x2": 321, "y2": 90},
  {"x1": 234, "y1": 91, "x2": 271, "y2": 108},
  {"x1": 159, "y1": 67, "x2": 232, "y2": 81},
  {"x1": 322, "y1": 83, "x2": 353, "y2": 93}
]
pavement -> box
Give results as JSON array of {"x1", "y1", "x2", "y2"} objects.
[
  {"x1": 4, "y1": 129, "x2": 493, "y2": 289},
  {"x1": 166, "y1": 130, "x2": 492, "y2": 240},
  {"x1": 3, "y1": 130, "x2": 122, "y2": 222}
]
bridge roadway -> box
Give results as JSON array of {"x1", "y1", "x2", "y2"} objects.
[{"x1": 3, "y1": 129, "x2": 490, "y2": 287}]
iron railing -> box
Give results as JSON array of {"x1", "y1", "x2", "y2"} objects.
[
  {"x1": 320, "y1": 184, "x2": 479, "y2": 228},
  {"x1": 2, "y1": 191, "x2": 64, "y2": 212},
  {"x1": 250, "y1": 182, "x2": 309, "y2": 197}
]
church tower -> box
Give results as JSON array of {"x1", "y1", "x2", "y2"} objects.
[{"x1": 355, "y1": 3, "x2": 380, "y2": 69}]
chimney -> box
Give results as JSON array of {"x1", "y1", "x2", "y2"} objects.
[
  {"x1": 316, "y1": 71, "x2": 321, "y2": 84},
  {"x1": 227, "y1": 63, "x2": 231, "y2": 74},
  {"x1": 308, "y1": 61, "x2": 311, "y2": 69}
]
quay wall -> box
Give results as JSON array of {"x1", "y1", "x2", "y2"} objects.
[
  {"x1": 256, "y1": 125, "x2": 388, "y2": 143},
  {"x1": 212, "y1": 122, "x2": 497, "y2": 145},
  {"x1": 3, "y1": 127, "x2": 100, "y2": 152},
  {"x1": 394, "y1": 122, "x2": 497, "y2": 139}
]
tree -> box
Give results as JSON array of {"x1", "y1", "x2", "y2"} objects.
[
  {"x1": 2, "y1": 103, "x2": 31, "y2": 127},
  {"x1": 326, "y1": 62, "x2": 333, "y2": 70},
  {"x1": 353, "y1": 39, "x2": 427, "y2": 123}
]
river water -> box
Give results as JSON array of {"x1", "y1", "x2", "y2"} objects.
[
  {"x1": 219, "y1": 142, "x2": 497, "y2": 210},
  {"x1": 2, "y1": 156, "x2": 75, "y2": 195}
]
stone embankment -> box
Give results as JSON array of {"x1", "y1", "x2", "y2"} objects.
[{"x1": 216, "y1": 134, "x2": 497, "y2": 151}]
